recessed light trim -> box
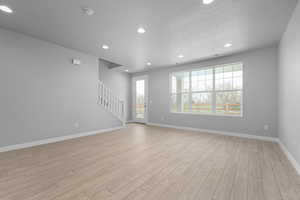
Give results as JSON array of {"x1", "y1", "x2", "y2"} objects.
[
  {"x1": 137, "y1": 27, "x2": 146, "y2": 34},
  {"x1": 202, "y1": 0, "x2": 215, "y2": 5},
  {"x1": 125, "y1": 69, "x2": 129, "y2": 72},
  {"x1": 0, "y1": 5, "x2": 13, "y2": 13},
  {"x1": 102, "y1": 44, "x2": 109, "y2": 50},
  {"x1": 224, "y1": 43, "x2": 233, "y2": 48},
  {"x1": 82, "y1": 7, "x2": 94, "y2": 16},
  {"x1": 146, "y1": 62, "x2": 152, "y2": 66},
  {"x1": 178, "y1": 54, "x2": 184, "y2": 58}
]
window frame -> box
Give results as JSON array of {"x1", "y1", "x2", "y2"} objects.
[{"x1": 169, "y1": 62, "x2": 243, "y2": 117}]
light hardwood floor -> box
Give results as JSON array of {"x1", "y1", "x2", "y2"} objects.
[{"x1": 0, "y1": 123, "x2": 299, "y2": 200}]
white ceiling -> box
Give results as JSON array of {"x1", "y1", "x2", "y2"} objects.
[{"x1": 0, "y1": 0, "x2": 297, "y2": 72}]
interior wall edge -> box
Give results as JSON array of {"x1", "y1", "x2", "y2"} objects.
[{"x1": 277, "y1": 139, "x2": 300, "y2": 175}]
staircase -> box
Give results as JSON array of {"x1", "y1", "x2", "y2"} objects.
[{"x1": 97, "y1": 81, "x2": 125, "y2": 125}]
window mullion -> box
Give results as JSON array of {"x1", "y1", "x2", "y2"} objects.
[
  {"x1": 170, "y1": 62, "x2": 243, "y2": 116},
  {"x1": 212, "y1": 67, "x2": 216, "y2": 113}
]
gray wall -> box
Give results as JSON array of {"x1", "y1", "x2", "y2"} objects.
[
  {"x1": 278, "y1": 2, "x2": 300, "y2": 164},
  {"x1": 99, "y1": 61, "x2": 131, "y2": 121},
  {"x1": 133, "y1": 46, "x2": 278, "y2": 137},
  {"x1": 0, "y1": 28, "x2": 128, "y2": 147}
]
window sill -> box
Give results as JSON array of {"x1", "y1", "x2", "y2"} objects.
[{"x1": 170, "y1": 111, "x2": 243, "y2": 118}]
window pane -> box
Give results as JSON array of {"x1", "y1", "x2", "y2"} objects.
[
  {"x1": 216, "y1": 91, "x2": 242, "y2": 115},
  {"x1": 171, "y1": 72, "x2": 189, "y2": 93},
  {"x1": 224, "y1": 78, "x2": 233, "y2": 90},
  {"x1": 170, "y1": 63, "x2": 243, "y2": 115},
  {"x1": 171, "y1": 93, "x2": 189, "y2": 112},
  {"x1": 233, "y1": 77, "x2": 242, "y2": 90},
  {"x1": 233, "y1": 64, "x2": 243, "y2": 89},
  {"x1": 215, "y1": 63, "x2": 242, "y2": 91},
  {"x1": 171, "y1": 76, "x2": 177, "y2": 93},
  {"x1": 191, "y1": 93, "x2": 212, "y2": 113},
  {"x1": 136, "y1": 80, "x2": 145, "y2": 119},
  {"x1": 215, "y1": 79, "x2": 223, "y2": 91},
  {"x1": 191, "y1": 69, "x2": 213, "y2": 92},
  {"x1": 223, "y1": 65, "x2": 233, "y2": 78},
  {"x1": 233, "y1": 63, "x2": 242, "y2": 72},
  {"x1": 215, "y1": 67, "x2": 224, "y2": 91},
  {"x1": 215, "y1": 67, "x2": 223, "y2": 80}
]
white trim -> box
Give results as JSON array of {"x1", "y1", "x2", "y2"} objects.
[
  {"x1": 169, "y1": 62, "x2": 244, "y2": 117},
  {"x1": 170, "y1": 111, "x2": 243, "y2": 118},
  {"x1": 277, "y1": 140, "x2": 300, "y2": 175},
  {"x1": 132, "y1": 75, "x2": 149, "y2": 124},
  {"x1": 147, "y1": 122, "x2": 277, "y2": 142},
  {"x1": 0, "y1": 126, "x2": 124, "y2": 153},
  {"x1": 169, "y1": 62, "x2": 244, "y2": 74}
]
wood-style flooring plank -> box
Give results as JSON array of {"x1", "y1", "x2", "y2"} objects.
[{"x1": 0, "y1": 123, "x2": 299, "y2": 200}]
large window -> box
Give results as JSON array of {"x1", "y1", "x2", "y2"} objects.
[{"x1": 170, "y1": 63, "x2": 243, "y2": 116}]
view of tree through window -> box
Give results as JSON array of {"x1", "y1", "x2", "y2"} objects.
[{"x1": 170, "y1": 63, "x2": 243, "y2": 116}]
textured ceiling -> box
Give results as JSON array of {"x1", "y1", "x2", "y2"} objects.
[{"x1": 0, "y1": 0, "x2": 297, "y2": 72}]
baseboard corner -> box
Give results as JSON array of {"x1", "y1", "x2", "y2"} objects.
[{"x1": 277, "y1": 140, "x2": 300, "y2": 175}]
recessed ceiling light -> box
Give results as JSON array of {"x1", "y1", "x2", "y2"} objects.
[
  {"x1": 0, "y1": 5, "x2": 13, "y2": 13},
  {"x1": 82, "y1": 7, "x2": 94, "y2": 16},
  {"x1": 224, "y1": 43, "x2": 233, "y2": 48},
  {"x1": 146, "y1": 62, "x2": 152, "y2": 66},
  {"x1": 102, "y1": 44, "x2": 109, "y2": 50},
  {"x1": 125, "y1": 69, "x2": 129, "y2": 72},
  {"x1": 202, "y1": 0, "x2": 215, "y2": 5},
  {"x1": 178, "y1": 54, "x2": 184, "y2": 58},
  {"x1": 137, "y1": 27, "x2": 146, "y2": 34}
]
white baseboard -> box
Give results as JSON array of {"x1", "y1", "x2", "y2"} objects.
[
  {"x1": 277, "y1": 140, "x2": 300, "y2": 175},
  {"x1": 0, "y1": 126, "x2": 124, "y2": 153},
  {"x1": 1, "y1": 122, "x2": 299, "y2": 175},
  {"x1": 147, "y1": 122, "x2": 277, "y2": 142}
]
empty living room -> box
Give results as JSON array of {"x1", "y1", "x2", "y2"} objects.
[{"x1": 1, "y1": 0, "x2": 300, "y2": 199}]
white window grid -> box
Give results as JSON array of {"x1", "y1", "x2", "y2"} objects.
[{"x1": 170, "y1": 62, "x2": 243, "y2": 116}]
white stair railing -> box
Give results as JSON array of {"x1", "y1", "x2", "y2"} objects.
[{"x1": 97, "y1": 81, "x2": 125, "y2": 124}]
